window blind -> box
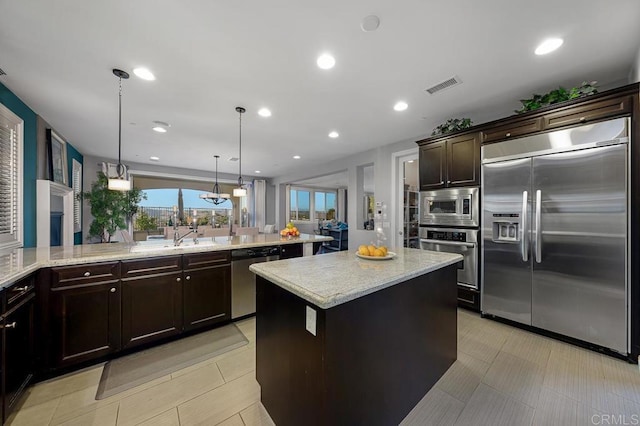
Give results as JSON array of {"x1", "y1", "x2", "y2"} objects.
[
  {"x1": 0, "y1": 103, "x2": 23, "y2": 248},
  {"x1": 72, "y1": 159, "x2": 82, "y2": 232}
]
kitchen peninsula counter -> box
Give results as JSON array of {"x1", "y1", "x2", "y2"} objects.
[
  {"x1": 0, "y1": 233, "x2": 331, "y2": 289},
  {"x1": 250, "y1": 248, "x2": 462, "y2": 426}
]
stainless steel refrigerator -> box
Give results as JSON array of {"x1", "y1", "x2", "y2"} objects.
[{"x1": 481, "y1": 117, "x2": 629, "y2": 354}]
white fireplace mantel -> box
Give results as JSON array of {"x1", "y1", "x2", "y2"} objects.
[{"x1": 37, "y1": 179, "x2": 74, "y2": 247}]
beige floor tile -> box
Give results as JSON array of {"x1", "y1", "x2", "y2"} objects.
[
  {"x1": 400, "y1": 387, "x2": 464, "y2": 426},
  {"x1": 533, "y1": 387, "x2": 598, "y2": 426},
  {"x1": 170, "y1": 341, "x2": 254, "y2": 380},
  {"x1": 501, "y1": 329, "x2": 552, "y2": 368},
  {"x1": 458, "y1": 326, "x2": 507, "y2": 364},
  {"x1": 136, "y1": 408, "x2": 180, "y2": 426},
  {"x1": 50, "y1": 374, "x2": 172, "y2": 425},
  {"x1": 436, "y1": 351, "x2": 491, "y2": 403},
  {"x1": 216, "y1": 414, "x2": 245, "y2": 426},
  {"x1": 482, "y1": 351, "x2": 545, "y2": 407},
  {"x1": 217, "y1": 346, "x2": 255, "y2": 382},
  {"x1": 177, "y1": 372, "x2": 260, "y2": 426},
  {"x1": 6, "y1": 397, "x2": 60, "y2": 426},
  {"x1": 240, "y1": 403, "x2": 275, "y2": 426},
  {"x1": 599, "y1": 354, "x2": 640, "y2": 405},
  {"x1": 58, "y1": 402, "x2": 119, "y2": 426},
  {"x1": 117, "y1": 363, "x2": 225, "y2": 426},
  {"x1": 21, "y1": 365, "x2": 104, "y2": 409},
  {"x1": 454, "y1": 383, "x2": 534, "y2": 426}
]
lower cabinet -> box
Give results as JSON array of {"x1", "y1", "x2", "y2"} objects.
[
  {"x1": 280, "y1": 243, "x2": 303, "y2": 259},
  {"x1": 1, "y1": 275, "x2": 36, "y2": 424},
  {"x1": 121, "y1": 256, "x2": 183, "y2": 350}
]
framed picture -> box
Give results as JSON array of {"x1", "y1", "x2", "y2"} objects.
[{"x1": 47, "y1": 129, "x2": 68, "y2": 185}]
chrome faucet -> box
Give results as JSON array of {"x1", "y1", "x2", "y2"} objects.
[{"x1": 172, "y1": 212, "x2": 198, "y2": 246}]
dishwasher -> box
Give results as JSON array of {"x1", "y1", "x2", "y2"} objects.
[{"x1": 231, "y1": 246, "x2": 280, "y2": 319}]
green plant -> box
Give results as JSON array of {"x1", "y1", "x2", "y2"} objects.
[
  {"x1": 83, "y1": 172, "x2": 146, "y2": 242},
  {"x1": 135, "y1": 210, "x2": 158, "y2": 232},
  {"x1": 431, "y1": 118, "x2": 473, "y2": 137},
  {"x1": 214, "y1": 213, "x2": 229, "y2": 227},
  {"x1": 515, "y1": 81, "x2": 598, "y2": 113}
]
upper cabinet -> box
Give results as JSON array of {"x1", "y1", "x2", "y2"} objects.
[{"x1": 418, "y1": 132, "x2": 480, "y2": 190}]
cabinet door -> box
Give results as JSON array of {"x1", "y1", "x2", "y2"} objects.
[
  {"x1": 280, "y1": 243, "x2": 303, "y2": 259},
  {"x1": 419, "y1": 141, "x2": 446, "y2": 190},
  {"x1": 446, "y1": 133, "x2": 480, "y2": 187},
  {"x1": 50, "y1": 280, "x2": 121, "y2": 367},
  {"x1": 121, "y1": 272, "x2": 183, "y2": 349},
  {"x1": 3, "y1": 293, "x2": 35, "y2": 421},
  {"x1": 183, "y1": 265, "x2": 230, "y2": 332},
  {"x1": 543, "y1": 96, "x2": 632, "y2": 130}
]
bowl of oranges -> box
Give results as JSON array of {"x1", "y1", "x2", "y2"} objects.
[{"x1": 356, "y1": 244, "x2": 396, "y2": 260}]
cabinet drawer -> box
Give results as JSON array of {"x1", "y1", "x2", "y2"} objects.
[
  {"x1": 543, "y1": 96, "x2": 632, "y2": 130},
  {"x1": 481, "y1": 118, "x2": 542, "y2": 143},
  {"x1": 51, "y1": 262, "x2": 120, "y2": 288},
  {"x1": 5, "y1": 274, "x2": 35, "y2": 311},
  {"x1": 121, "y1": 256, "x2": 182, "y2": 278},
  {"x1": 183, "y1": 251, "x2": 230, "y2": 270}
]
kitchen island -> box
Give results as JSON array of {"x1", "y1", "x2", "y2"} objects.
[{"x1": 250, "y1": 248, "x2": 463, "y2": 426}]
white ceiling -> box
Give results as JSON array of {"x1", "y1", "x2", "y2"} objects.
[{"x1": 1, "y1": 1, "x2": 639, "y2": 179}]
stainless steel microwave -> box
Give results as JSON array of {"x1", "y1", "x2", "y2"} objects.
[{"x1": 420, "y1": 187, "x2": 479, "y2": 227}]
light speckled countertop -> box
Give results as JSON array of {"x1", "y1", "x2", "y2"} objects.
[
  {"x1": 249, "y1": 248, "x2": 462, "y2": 309},
  {"x1": 0, "y1": 233, "x2": 331, "y2": 289}
]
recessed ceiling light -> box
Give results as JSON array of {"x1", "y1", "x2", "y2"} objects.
[
  {"x1": 407, "y1": 160, "x2": 414, "y2": 163},
  {"x1": 317, "y1": 54, "x2": 336, "y2": 70},
  {"x1": 293, "y1": 155, "x2": 301, "y2": 159},
  {"x1": 328, "y1": 131, "x2": 339, "y2": 138},
  {"x1": 535, "y1": 38, "x2": 563, "y2": 55},
  {"x1": 361, "y1": 15, "x2": 380, "y2": 32},
  {"x1": 152, "y1": 126, "x2": 167, "y2": 133},
  {"x1": 133, "y1": 67, "x2": 156, "y2": 81},
  {"x1": 150, "y1": 156, "x2": 160, "y2": 161},
  {"x1": 255, "y1": 170, "x2": 261, "y2": 174},
  {"x1": 394, "y1": 101, "x2": 408, "y2": 111},
  {"x1": 258, "y1": 108, "x2": 272, "y2": 117}
]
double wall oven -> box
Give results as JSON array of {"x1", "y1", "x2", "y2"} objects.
[{"x1": 419, "y1": 187, "x2": 480, "y2": 309}]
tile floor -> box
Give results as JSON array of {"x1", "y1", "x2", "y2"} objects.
[{"x1": 8, "y1": 310, "x2": 640, "y2": 425}]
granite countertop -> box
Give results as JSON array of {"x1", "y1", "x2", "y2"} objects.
[
  {"x1": 0, "y1": 233, "x2": 332, "y2": 289},
  {"x1": 249, "y1": 248, "x2": 463, "y2": 309}
]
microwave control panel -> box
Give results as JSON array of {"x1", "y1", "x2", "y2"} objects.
[{"x1": 426, "y1": 230, "x2": 468, "y2": 242}]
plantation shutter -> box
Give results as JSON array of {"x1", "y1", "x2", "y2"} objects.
[
  {"x1": 72, "y1": 159, "x2": 82, "y2": 232},
  {"x1": 0, "y1": 103, "x2": 23, "y2": 248}
]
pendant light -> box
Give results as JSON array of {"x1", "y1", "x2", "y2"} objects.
[
  {"x1": 108, "y1": 68, "x2": 131, "y2": 191},
  {"x1": 199, "y1": 155, "x2": 231, "y2": 204},
  {"x1": 233, "y1": 106, "x2": 247, "y2": 197}
]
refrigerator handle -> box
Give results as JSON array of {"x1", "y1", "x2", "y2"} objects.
[
  {"x1": 535, "y1": 189, "x2": 542, "y2": 263},
  {"x1": 521, "y1": 190, "x2": 528, "y2": 262}
]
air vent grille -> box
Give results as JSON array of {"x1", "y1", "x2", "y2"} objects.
[
  {"x1": 228, "y1": 157, "x2": 239, "y2": 162},
  {"x1": 425, "y1": 75, "x2": 461, "y2": 95},
  {"x1": 0, "y1": 68, "x2": 6, "y2": 76}
]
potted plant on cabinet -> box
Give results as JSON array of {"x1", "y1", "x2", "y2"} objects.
[{"x1": 82, "y1": 172, "x2": 145, "y2": 243}]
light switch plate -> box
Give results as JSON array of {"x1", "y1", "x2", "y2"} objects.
[{"x1": 305, "y1": 306, "x2": 317, "y2": 336}]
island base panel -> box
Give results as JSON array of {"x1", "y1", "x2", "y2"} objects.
[{"x1": 256, "y1": 265, "x2": 457, "y2": 426}]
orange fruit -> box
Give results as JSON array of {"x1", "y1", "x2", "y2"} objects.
[
  {"x1": 373, "y1": 248, "x2": 385, "y2": 257},
  {"x1": 379, "y1": 246, "x2": 388, "y2": 256},
  {"x1": 367, "y1": 245, "x2": 376, "y2": 256},
  {"x1": 358, "y1": 245, "x2": 369, "y2": 256}
]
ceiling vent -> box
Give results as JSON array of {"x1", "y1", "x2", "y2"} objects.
[
  {"x1": 228, "y1": 157, "x2": 239, "y2": 162},
  {"x1": 425, "y1": 75, "x2": 461, "y2": 95},
  {"x1": 0, "y1": 68, "x2": 6, "y2": 76}
]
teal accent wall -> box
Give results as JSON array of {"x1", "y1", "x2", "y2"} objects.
[
  {"x1": 0, "y1": 82, "x2": 37, "y2": 247},
  {"x1": 67, "y1": 142, "x2": 83, "y2": 245}
]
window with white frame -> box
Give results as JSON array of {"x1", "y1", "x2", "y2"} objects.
[
  {"x1": 0, "y1": 103, "x2": 23, "y2": 248},
  {"x1": 289, "y1": 187, "x2": 337, "y2": 222},
  {"x1": 72, "y1": 159, "x2": 82, "y2": 232}
]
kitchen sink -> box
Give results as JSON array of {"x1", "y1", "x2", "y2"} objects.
[{"x1": 130, "y1": 239, "x2": 219, "y2": 253}]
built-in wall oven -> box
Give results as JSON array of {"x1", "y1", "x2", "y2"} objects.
[{"x1": 419, "y1": 187, "x2": 480, "y2": 309}]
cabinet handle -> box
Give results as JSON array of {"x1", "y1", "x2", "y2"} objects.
[
  {"x1": 84, "y1": 271, "x2": 91, "y2": 277},
  {"x1": 1, "y1": 322, "x2": 17, "y2": 329},
  {"x1": 12, "y1": 286, "x2": 28, "y2": 292},
  {"x1": 110, "y1": 287, "x2": 116, "y2": 293},
  {"x1": 186, "y1": 276, "x2": 191, "y2": 281},
  {"x1": 505, "y1": 132, "x2": 511, "y2": 137},
  {"x1": 176, "y1": 277, "x2": 181, "y2": 282}
]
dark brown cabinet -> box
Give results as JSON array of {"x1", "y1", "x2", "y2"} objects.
[
  {"x1": 1, "y1": 275, "x2": 35, "y2": 424},
  {"x1": 543, "y1": 95, "x2": 632, "y2": 130},
  {"x1": 49, "y1": 263, "x2": 121, "y2": 368},
  {"x1": 121, "y1": 256, "x2": 183, "y2": 350},
  {"x1": 183, "y1": 252, "x2": 231, "y2": 332},
  {"x1": 280, "y1": 243, "x2": 303, "y2": 259},
  {"x1": 419, "y1": 133, "x2": 479, "y2": 190},
  {"x1": 480, "y1": 118, "x2": 543, "y2": 144}
]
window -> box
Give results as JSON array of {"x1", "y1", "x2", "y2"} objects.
[
  {"x1": 72, "y1": 159, "x2": 82, "y2": 232},
  {"x1": 289, "y1": 187, "x2": 336, "y2": 222},
  {"x1": 0, "y1": 103, "x2": 23, "y2": 248}
]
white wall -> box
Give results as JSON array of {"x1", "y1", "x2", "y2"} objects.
[{"x1": 270, "y1": 137, "x2": 418, "y2": 249}]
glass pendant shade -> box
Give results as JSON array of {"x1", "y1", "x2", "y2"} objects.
[
  {"x1": 233, "y1": 187, "x2": 247, "y2": 197},
  {"x1": 108, "y1": 177, "x2": 132, "y2": 191}
]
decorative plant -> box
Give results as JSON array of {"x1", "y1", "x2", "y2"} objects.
[
  {"x1": 83, "y1": 172, "x2": 146, "y2": 242},
  {"x1": 431, "y1": 118, "x2": 473, "y2": 137},
  {"x1": 515, "y1": 81, "x2": 598, "y2": 113},
  {"x1": 135, "y1": 211, "x2": 158, "y2": 232}
]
